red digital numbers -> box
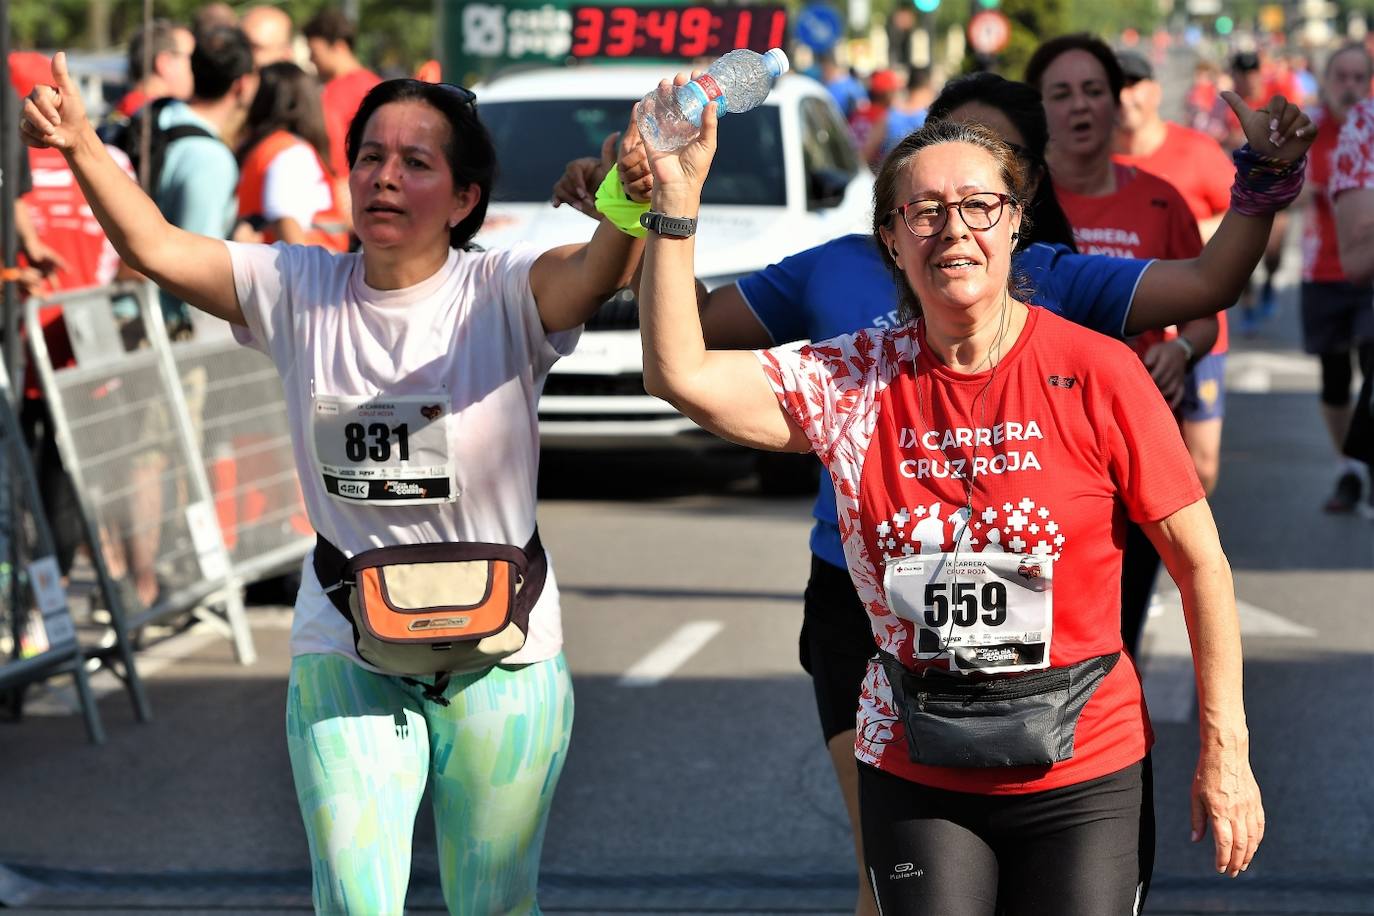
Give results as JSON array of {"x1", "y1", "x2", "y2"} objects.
[
  {"x1": 605, "y1": 6, "x2": 637, "y2": 56},
  {"x1": 570, "y1": 7, "x2": 604, "y2": 57},
  {"x1": 569, "y1": 5, "x2": 784, "y2": 59},
  {"x1": 641, "y1": 9, "x2": 679, "y2": 56},
  {"x1": 679, "y1": 6, "x2": 712, "y2": 57},
  {"x1": 766, "y1": 9, "x2": 787, "y2": 49}
]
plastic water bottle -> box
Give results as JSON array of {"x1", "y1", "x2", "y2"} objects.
[{"x1": 636, "y1": 48, "x2": 790, "y2": 152}]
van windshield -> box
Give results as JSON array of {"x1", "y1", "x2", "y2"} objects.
[{"x1": 480, "y1": 99, "x2": 786, "y2": 208}]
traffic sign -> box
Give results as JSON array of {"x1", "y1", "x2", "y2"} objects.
[
  {"x1": 795, "y1": 3, "x2": 844, "y2": 53},
  {"x1": 967, "y1": 10, "x2": 1011, "y2": 55}
]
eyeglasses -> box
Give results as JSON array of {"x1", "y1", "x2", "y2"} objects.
[{"x1": 890, "y1": 192, "x2": 1015, "y2": 238}]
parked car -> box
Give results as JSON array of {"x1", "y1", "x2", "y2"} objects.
[{"x1": 473, "y1": 64, "x2": 873, "y2": 487}]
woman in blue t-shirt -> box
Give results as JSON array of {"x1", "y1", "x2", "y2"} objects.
[{"x1": 558, "y1": 71, "x2": 1312, "y2": 916}]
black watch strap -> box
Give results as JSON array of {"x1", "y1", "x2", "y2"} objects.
[{"x1": 640, "y1": 210, "x2": 697, "y2": 238}]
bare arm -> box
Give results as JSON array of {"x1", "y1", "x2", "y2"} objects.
[
  {"x1": 1125, "y1": 92, "x2": 1314, "y2": 335},
  {"x1": 531, "y1": 131, "x2": 646, "y2": 333},
  {"x1": 20, "y1": 53, "x2": 243, "y2": 325},
  {"x1": 1335, "y1": 187, "x2": 1374, "y2": 284},
  {"x1": 272, "y1": 217, "x2": 308, "y2": 247},
  {"x1": 1142, "y1": 499, "x2": 1263, "y2": 878},
  {"x1": 638, "y1": 79, "x2": 808, "y2": 452}
]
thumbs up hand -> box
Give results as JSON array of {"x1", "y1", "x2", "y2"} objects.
[
  {"x1": 1221, "y1": 90, "x2": 1314, "y2": 162},
  {"x1": 18, "y1": 52, "x2": 92, "y2": 153}
]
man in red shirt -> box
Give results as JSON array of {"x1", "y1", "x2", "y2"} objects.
[
  {"x1": 1303, "y1": 44, "x2": 1374, "y2": 512},
  {"x1": 115, "y1": 20, "x2": 195, "y2": 119},
  {"x1": 1113, "y1": 49, "x2": 1232, "y2": 503},
  {"x1": 305, "y1": 9, "x2": 381, "y2": 180}
]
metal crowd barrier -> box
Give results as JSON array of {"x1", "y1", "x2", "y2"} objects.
[
  {"x1": 0, "y1": 350, "x2": 105, "y2": 743},
  {"x1": 172, "y1": 312, "x2": 312, "y2": 585},
  {"x1": 23, "y1": 281, "x2": 321, "y2": 718}
]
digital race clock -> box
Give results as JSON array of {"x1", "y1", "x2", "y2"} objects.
[{"x1": 569, "y1": 4, "x2": 788, "y2": 59}]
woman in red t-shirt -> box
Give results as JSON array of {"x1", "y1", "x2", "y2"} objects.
[
  {"x1": 632, "y1": 76, "x2": 1302, "y2": 911},
  {"x1": 1026, "y1": 33, "x2": 1221, "y2": 660}
]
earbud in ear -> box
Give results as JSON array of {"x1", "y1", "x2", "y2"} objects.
[
  {"x1": 890, "y1": 247, "x2": 900, "y2": 260},
  {"x1": 1010, "y1": 232, "x2": 1019, "y2": 241}
]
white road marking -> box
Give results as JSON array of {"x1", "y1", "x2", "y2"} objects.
[
  {"x1": 618, "y1": 621, "x2": 724, "y2": 687},
  {"x1": 1139, "y1": 588, "x2": 1315, "y2": 723}
]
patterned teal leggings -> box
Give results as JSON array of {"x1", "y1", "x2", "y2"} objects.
[{"x1": 285, "y1": 653, "x2": 574, "y2": 915}]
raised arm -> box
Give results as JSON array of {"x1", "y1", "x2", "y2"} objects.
[
  {"x1": 638, "y1": 79, "x2": 809, "y2": 452},
  {"x1": 530, "y1": 131, "x2": 645, "y2": 333},
  {"x1": 1125, "y1": 92, "x2": 1313, "y2": 335},
  {"x1": 1142, "y1": 499, "x2": 1263, "y2": 878},
  {"x1": 19, "y1": 53, "x2": 244, "y2": 325}
]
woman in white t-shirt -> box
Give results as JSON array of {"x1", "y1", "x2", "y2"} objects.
[
  {"x1": 236, "y1": 62, "x2": 351, "y2": 252},
  {"x1": 22, "y1": 55, "x2": 644, "y2": 913}
]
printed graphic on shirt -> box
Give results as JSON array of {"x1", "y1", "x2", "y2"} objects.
[
  {"x1": 312, "y1": 393, "x2": 456, "y2": 505},
  {"x1": 1331, "y1": 98, "x2": 1374, "y2": 197}
]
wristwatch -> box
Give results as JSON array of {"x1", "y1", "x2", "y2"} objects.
[
  {"x1": 639, "y1": 210, "x2": 697, "y2": 238},
  {"x1": 1172, "y1": 335, "x2": 1196, "y2": 363}
]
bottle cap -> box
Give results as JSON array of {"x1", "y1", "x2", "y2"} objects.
[{"x1": 764, "y1": 48, "x2": 790, "y2": 78}]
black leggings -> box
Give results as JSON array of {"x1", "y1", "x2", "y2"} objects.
[
  {"x1": 860, "y1": 757, "x2": 1155, "y2": 916},
  {"x1": 1319, "y1": 343, "x2": 1374, "y2": 408}
]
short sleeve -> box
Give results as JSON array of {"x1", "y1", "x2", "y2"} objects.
[
  {"x1": 737, "y1": 244, "x2": 824, "y2": 344},
  {"x1": 1099, "y1": 351, "x2": 1205, "y2": 523},
  {"x1": 1019, "y1": 243, "x2": 1147, "y2": 339},
  {"x1": 1330, "y1": 99, "x2": 1374, "y2": 199},
  {"x1": 491, "y1": 244, "x2": 581, "y2": 377},
  {"x1": 756, "y1": 328, "x2": 897, "y2": 460},
  {"x1": 226, "y1": 240, "x2": 330, "y2": 360}
]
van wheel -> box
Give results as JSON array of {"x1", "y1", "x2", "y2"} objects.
[{"x1": 755, "y1": 451, "x2": 820, "y2": 496}]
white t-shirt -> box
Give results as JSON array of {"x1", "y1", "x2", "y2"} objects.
[
  {"x1": 227, "y1": 240, "x2": 579, "y2": 669},
  {"x1": 262, "y1": 142, "x2": 333, "y2": 229}
]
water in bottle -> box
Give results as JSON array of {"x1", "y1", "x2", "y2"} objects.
[{"x1": 636, "y1": 48, "x2": 790, "y2": 152}]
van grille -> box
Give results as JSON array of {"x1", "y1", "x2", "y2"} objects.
[{"x1": 542, "y1": 374, "x2": 645, "y2": 397}]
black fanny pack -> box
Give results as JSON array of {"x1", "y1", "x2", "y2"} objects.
[
  {"x1": 313, "y1": 529, "x2": 546, "y2": 703},
  {"x1": 878, "y1": 650, "x2": 1119, "y2": 768}
]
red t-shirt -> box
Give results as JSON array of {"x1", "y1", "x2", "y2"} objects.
[
  {"x1": 20, "y1": 146, "x2": 134, "y2": 397},
  {"x1": 1112, "y1": 124, "x2": 1232, "y2": 352},
  {"x1": 760, "y1": 308, "x2": 1204, "y2": 794},
  {"x1": 1303, "y1": 108, "x2": 1349, "y2": 283},
  {"x1": 321, "y1": 68, "x2": 382, "y2": 178},
  {"x1": 1058, "y1": 164, "x2": 1216, "y2": 356}
]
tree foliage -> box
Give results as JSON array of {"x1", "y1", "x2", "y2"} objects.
[{"x1": 8, "y1": 1, "x2": 437, "y2": 76}]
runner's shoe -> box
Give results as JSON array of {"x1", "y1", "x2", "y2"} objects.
[{"x1": 1324, "y1": 471, "x2": 1363, "y2": 513}]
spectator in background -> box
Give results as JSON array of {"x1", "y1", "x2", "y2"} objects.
[
  {"x1": 860, "y1": 67, "x2": 934, "y2": 167},
  {"x1": 1114, "y1": 48, "x2": 1234, "y2": 502},
  {"x1": 152, "y1": 26, "x2": 256, "y2": 335},
  {"x1": 116, "y1": 20, "x2": 195, "y2": 119},
  {"x1": 849, "y1": 68, "x2": 900, "y2": 166},
  {"x1": 241, "y1": 5, "x2": 295, "y2": 68},
  {"x1": 304, "y1": 8, "x2": 381, "y2": 180},
  {"x1": 7, "y1": 53, "x2": 67, "y2": 289},
  {"x1": 236, "y1": 62, "x2": 350, "y2": 252},
  {"x1": 192, "y1": 2, "x2": 238, "y2": 39},
  {"x1": 815, "y1": 52, "x2": 866, "y2": 120},
  {"x1": 10, "y1": 52, "x2": 144, "y2": 600},
  {"x1": 1303, "y1": 44, "x2": 1374, "y2": 513}
]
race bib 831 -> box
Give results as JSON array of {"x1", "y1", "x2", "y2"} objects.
[{"x1": 312, "y1": 394, "x2": 457, "y2": 505}]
